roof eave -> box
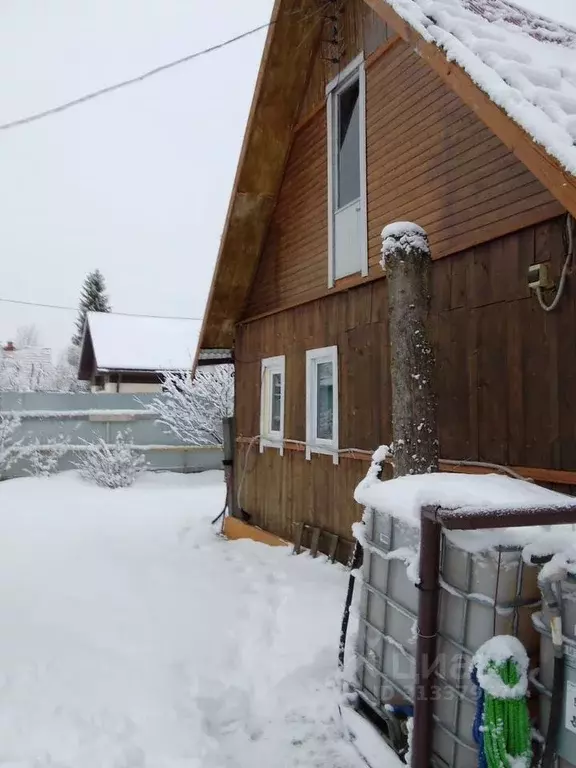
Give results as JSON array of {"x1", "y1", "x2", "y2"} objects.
[
  {"x1": 196, "y1": 0, "x2": 323, "y2": 359},
  {"x1": 365, "y1": 0, "x2": 576, "y2": 217}
]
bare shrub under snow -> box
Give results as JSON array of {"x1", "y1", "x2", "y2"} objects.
[
  {"x1": 74, "y1": 432, "x2": 146, "y2": 488},
  {"x1": 147, "y1": 366, "x2": 234, "y2": 446},
  {"x1": 25, "y1": 436, "x2": 70, "y2": 478}
]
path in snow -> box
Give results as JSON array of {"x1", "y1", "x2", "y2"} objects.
[{"x1": 0, "y1": 470, "x2": 378, "y2": 768}]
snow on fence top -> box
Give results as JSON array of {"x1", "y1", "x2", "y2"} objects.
[
  {"x1": 386, "y1": 0, "x2": 576, "y2": 175},
  {"x1": 355, "y1": 450, "x2": 576, "y2": 551},
  {"x1": 87, "y1": 313, "x2": 201, "y2": 372}
]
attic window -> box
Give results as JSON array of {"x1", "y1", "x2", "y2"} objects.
[
  {"x1": 327, "y1": 53, "x2": 368, "y2": 286},
  {"x1": 337, "y1": 80, "x2": 361, "y2": 208}
]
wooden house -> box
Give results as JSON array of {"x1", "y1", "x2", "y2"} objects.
[{"x1": 197, "y1": 0, "x2": 576, "y2": 548}]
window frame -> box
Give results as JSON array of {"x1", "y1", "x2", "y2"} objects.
[
  {"x1": 305, "y1": 345, "x2": 339, "y2": 464},
  {"x1": 326, "y1": 52, "x2": 368, "y2": 288},
  {"x1": 260, "y1": 355, "x2": 286, "y2": 454}
]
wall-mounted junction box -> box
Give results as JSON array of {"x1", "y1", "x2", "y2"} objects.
[{"x1": 528, "y1": 262, "x2": 555, "y2": 290}]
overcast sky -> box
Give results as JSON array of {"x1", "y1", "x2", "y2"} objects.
[
  {"x1": 0, "y1": 0, "x2": 573, "y2": 356},
  {"x1": 0, "y1": 0, "x2": 274, "y2": 353},
  {"x1": 516, "y1": 0, "x2": 573, "y2": 22}
]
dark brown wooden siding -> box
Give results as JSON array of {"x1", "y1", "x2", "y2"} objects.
[
  {"x1": 244, "y1": 40, "x2": 562, "y2": 319},
  {"x1": 236, "y1": 216, "x2": 574, "y2": 545}
]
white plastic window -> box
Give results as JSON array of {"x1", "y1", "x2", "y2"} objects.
[
  {"x1": 306, "y1": 346, "x2": 339, "y2": 463},
  {"x1": 260, "y1": 356, "x2": 285, "y2": 453},
  {"x1": 326, "y1": 53, "x2": 368, "y2": 286}
]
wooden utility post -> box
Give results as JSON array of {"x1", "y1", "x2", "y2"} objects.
[
  {"x1": 381, "y1": 222, "x2": 439, "y2": 768},
  {"x1": 381, "y1": 222, "x2": 438, "y2": 478}
]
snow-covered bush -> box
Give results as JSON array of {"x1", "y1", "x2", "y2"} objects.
[
  {"x1": 74, "y1": 431, "x2": 146, "y2": 488},
  {"x1": 0, "y1": 412, "x2": 25, "y2": 479},
  {"x1": 146, "y1": 365, "x2": 234, "y2": 446},
  {"x1": 24, "y1": 436, "x2": 70, "y2": 478}
]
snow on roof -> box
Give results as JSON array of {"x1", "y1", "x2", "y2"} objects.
[
  {"x1": 87, "y1": 312, "x2": 201, "y2": 372},
  {"x1": 0, "y1": 347, "x2": 52, "y2": 366},
  {"x1": 386, "y1": 0, "x2": 576, "y2": 175}
]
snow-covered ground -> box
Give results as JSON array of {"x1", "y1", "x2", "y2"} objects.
[{"x1": 0, "y1": 470, "x2": 399, "y2": 768}]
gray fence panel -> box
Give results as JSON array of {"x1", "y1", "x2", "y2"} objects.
[{"x1": 1, "y1": 392, "x2": 222, "y2": 479}]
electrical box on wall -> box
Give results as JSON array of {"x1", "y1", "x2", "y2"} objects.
[{"x1": 528, "y1": 263, "x2": 555, "y2": 291}]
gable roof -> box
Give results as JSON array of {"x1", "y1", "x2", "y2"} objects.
[
  {"x1": 79, "y1": 312, "x2": 201, "y2": 378},
  {"x1": 198, "y1": 0, "x2": 576, "y2": 355}
]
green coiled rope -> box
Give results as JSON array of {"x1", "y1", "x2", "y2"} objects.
[{"x1": 481, "y1": 658, "x2": 531, "y2": 768}]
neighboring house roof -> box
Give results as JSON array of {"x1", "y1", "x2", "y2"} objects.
[
  {"x1": 0, "y1": 346, "x2": 54, "y2": 389},
  {"x1": 197, "y1": 0, "x2": 576, "y2": 356},
  {"x1": 0, "y1": 346, "x2": 52, "y2": 368},
  {"x1": 80, "y1": 312, "x2": 201, "y2": 375}
]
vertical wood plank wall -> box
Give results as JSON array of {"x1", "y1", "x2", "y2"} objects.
[
  {"x1": 235, "y1": 217, "x2": 574, "y2": 544},
  {"x1": 244, "y1": 40, "x2": 562, "y2": 318}
]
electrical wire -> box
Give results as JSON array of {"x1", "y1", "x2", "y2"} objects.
[
  {"x1": 0, "y1": 22, "x2": 272, "y2": 132},
  {"x1": 236, "y1": 436, "x2": 536, "y2": 512},
  {"x1": 440, "y1": 459, "x2": 527, "y2": 482},
  {"x1": 536, "y1": 214, "x2": 574, "y2": 312},
  {"x1": 0, "y1": 2, "x2": 330, "y2": 133},
  {"x1": 237, "y1": 434, "x2": 260, "y2": 512},
  {"x1": 0, "y1": 295, "x2": 201, "y2": 321}
]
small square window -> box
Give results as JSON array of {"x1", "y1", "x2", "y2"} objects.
[
  {"x1": 306, "y1": 346, "x2": 338, "y2": 463},
  {"x1": 260, "y1": 356, "x2": 285, "y2": 453}
]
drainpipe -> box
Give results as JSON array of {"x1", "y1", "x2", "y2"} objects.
[{"x1": 412, "y1": 508, "x2": 441, "y2": 768}]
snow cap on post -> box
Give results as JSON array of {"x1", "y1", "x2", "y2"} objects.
[
  {"x1": 381, "y1": 220, "x2": 437, "y2": 478},
  {"x1": 380, "y1": 222, "x2": 430, "y2": 271}
]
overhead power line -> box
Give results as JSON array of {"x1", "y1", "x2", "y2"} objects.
[
  {"x1": 0, "y1": 296, "x2": 202, "y2": 321},
  {"x1": 0, "y1": 21, "x2": 272, "y2": 132}
]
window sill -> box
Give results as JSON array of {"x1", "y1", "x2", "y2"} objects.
[
  {"x1": 329, "y1": 271, "x2": 370, "y2": 291},
  {"x1": 260, "y1": 437, "x2": 284, "y2": 456},
  {"x1": 305, "y1": 443, "x2": 339, "y2": 465}
]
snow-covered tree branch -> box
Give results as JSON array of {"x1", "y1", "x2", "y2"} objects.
[
  {"x1": 146, "y1": 366, "x2": 234, "y2": 446},
  {"x1": 15, "y1": 324, "x2": 41, "y2": 348},
  {"x1": 0, "y1": 412, "x2": 25, "y2": 479}
]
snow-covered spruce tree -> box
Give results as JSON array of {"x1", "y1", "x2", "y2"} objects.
[
  {"x1": 71, "y1": 269, "x2": 111, "y2": 346},
  {"x1": 24, "y1": 436, "x2": 70, "y2": 478},
  {"x1": 147, "y1": 365, "x2": 234, "y2": 446},
  {"x1": 74, "y1": 431, "x2": 146, "y2": 488},
  {"x1": 0, "y1": 412, "x2": 24, "y2": 480}
]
